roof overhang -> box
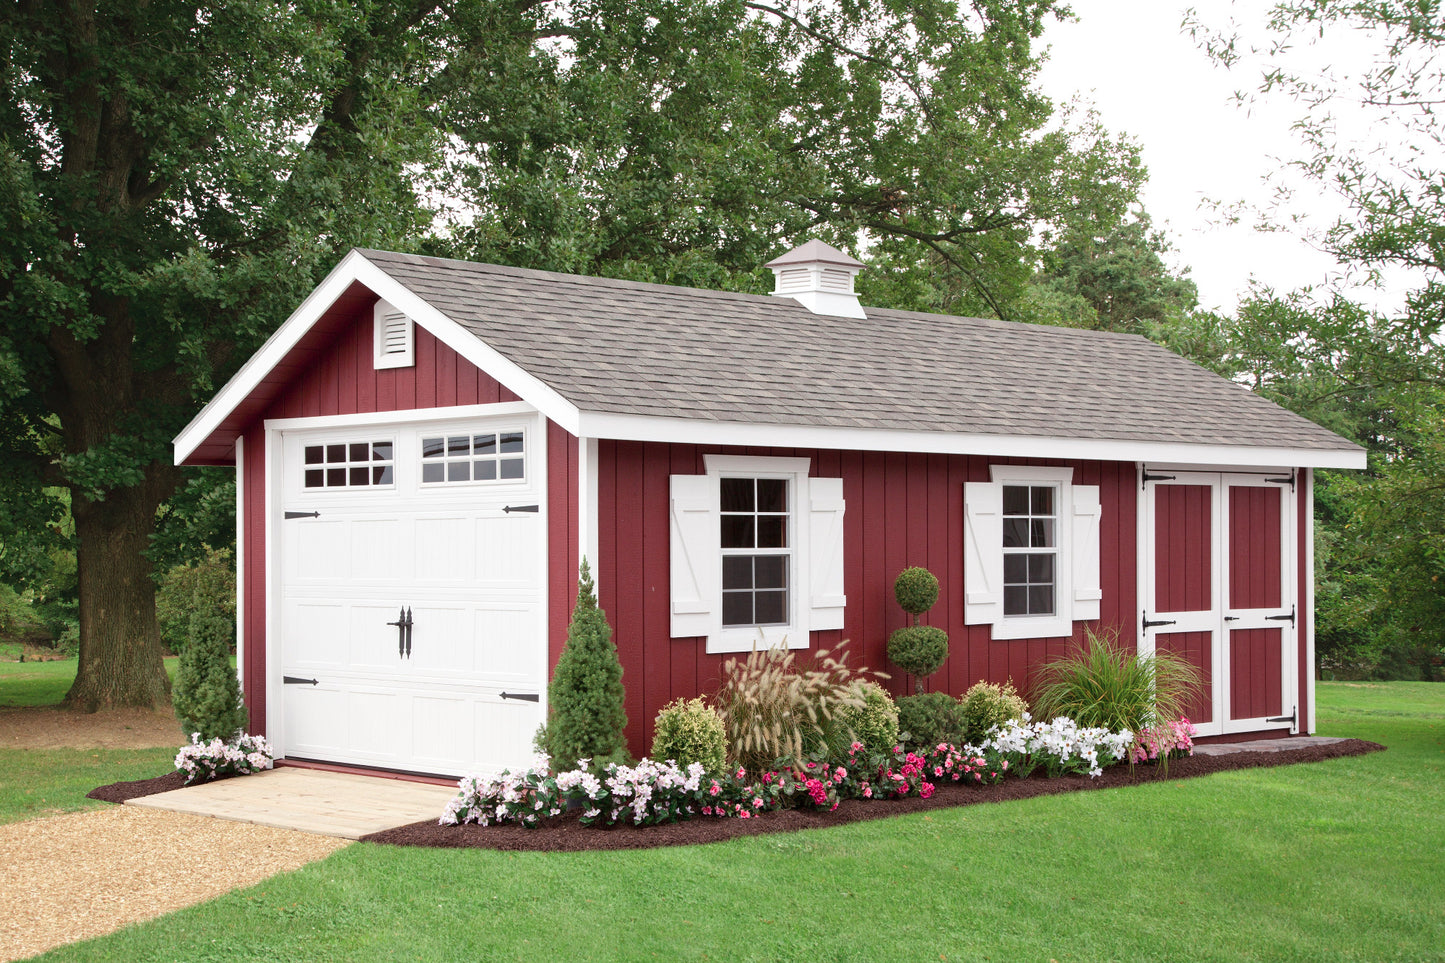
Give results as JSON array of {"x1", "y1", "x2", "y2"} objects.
[
  {"x1": 573, "y1": 412, "x2": 1368, "y2": 470},
  {"x1": 172, "y1": 250, "x2": 582, "y2": 465}
]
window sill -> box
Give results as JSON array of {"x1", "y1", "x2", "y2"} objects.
[
  {"x1": 990, "y1": 616, "x2": 1073, "y2": 641},
  {"x1": 703, "y1": 625, "x2": 811, "y2": 654}
]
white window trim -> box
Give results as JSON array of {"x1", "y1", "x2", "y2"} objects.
[
  {"x1": 985, "y1": 465, "x2": 1075, "y2": 641},
  {"x1": 704, "y1": 455, "x2": 811, "y2": 653}
]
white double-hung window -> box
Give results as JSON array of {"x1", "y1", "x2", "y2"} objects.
[
  {"x1": 964, "y1": 465, "x2": 1101, "y2": 640},
  {"x1": 669, "y1": 455, "x2": 846, "y2": 653}
]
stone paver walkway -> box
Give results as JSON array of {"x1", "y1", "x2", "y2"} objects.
[
  {"x1": 126, "y1": 766, "x2": 456, "y2": 839},
  {"x1": 1191, "y1": 735, "x2": 1349, "y2": 756}
]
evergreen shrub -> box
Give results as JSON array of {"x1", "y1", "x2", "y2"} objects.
[
  {"x1": 837, "y1": 681, "x2": 900, "y2": 753},
  {"x1": 896, "y1": 692, "x2": 966, "y2": 749},
  {"x1": 893, "y1": 566, "x2": 940, "y2": 616},
  {"x1": 156, "y1": 547, "x2": 235, "y2": 656},
  {"x1": 651, "y1": 697, "x2": 727, "y2": 774},
  {"x1": 886, "y1": 626, "x2": 949, "y2": 679},
  {"x1": 173, "y1": 581, "x2": 248, "y2": 742},
  {"x1": 539, "y1": 560, "x2": 629, "y2": 772},
  {"x1": 959, "y1": 679, "x2": 1028, "y2": 741}
]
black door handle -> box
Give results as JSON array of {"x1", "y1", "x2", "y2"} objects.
[{"x1": 387, "y1": 607, "x2": 414, "y2": 658}]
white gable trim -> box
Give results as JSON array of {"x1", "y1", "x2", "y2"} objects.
[
  {"x1": 172, "y1": 251, "x2": 581, "y2": 465},
  {"x1": 575, "y1": 411, "x2": 1366, "y2": 470}
]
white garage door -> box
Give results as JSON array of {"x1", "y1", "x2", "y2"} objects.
[{"x1": 276, "y1": 415, "x2": 546, "y2": 777}]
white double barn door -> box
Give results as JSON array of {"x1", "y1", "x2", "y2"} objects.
[{"x1": 275, "y1": 415, "x2": 546, "y2": 776}]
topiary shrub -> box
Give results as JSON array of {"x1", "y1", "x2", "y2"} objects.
[
  {"x1": 895, "y1": 692, "x2": 966, "y2": 750},
  {"x1": 539, "y1": 560, "x2": 630, "y2": 773},
  {"x1": 886, "y1": 566, "x2": 949, "y2": 691},
  {"x1": 837, "y1": 681, "x2": 900, "y2": 754},
  {"x1": 651, "y1": 697, "x2": 727, "y2": 775},
  {"x1": 893, "y1": 566, "x2": 940, "y2": 617},
  {"x1": 173, "y1": 579, "x2": 248, "y2": 743},
  {"x1": 959, "y1": 679, "x2": 1029, "y2": 742}
]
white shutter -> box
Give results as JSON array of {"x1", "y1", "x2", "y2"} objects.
[
  {"x1": 963, "y1": 481, "x2": 1003, "y2": 625},
  {"x1": 669, "y1": 474, "x2": 718, "y2": 638},
  {"x1": 1070, "y1": 484, "x2": 1102, "y2": 621},
  {"x1": 807, "y1": 477, "x2": 846, "y2": 631}
]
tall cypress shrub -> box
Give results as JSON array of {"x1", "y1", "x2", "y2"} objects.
[
  {"x1": 173, "y1": 580, "x2": 247, "y2": 742},
  {"x1": 540, "y1": 559, "x2": 629, "y2": 772}
]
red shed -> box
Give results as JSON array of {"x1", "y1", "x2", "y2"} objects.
[{"x1": 173, "y1": 243, "x2": 1364, "y2": 777}]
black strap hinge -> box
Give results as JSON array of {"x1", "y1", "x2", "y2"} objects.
[
  {"x1": 283, "y1": 676, "x2": 318, "y2": 685},
  {"x1": 1264, "y1": 471, "x2": 1296, "y2": 491},
  {"x1": 1142, "y1": 611, "x2": 1177, "y2": 631},
  {"x1": 503, "y1": 504, "x2": 539, "y2": 514},
  {"x1": 500, "y1": 691, "x2": 540, "y2": 702},
  {"x1": 284, "y1": 510, "x2": 321, "y2": 520},
  {"x1": 1265, "y1": 605, "x2": 1297, "y2": 627},
  {"x1": 1141, "y1": 471, "x2": 1177, "y2": 489},
  {"x1": 1267, "y1": 705, "x2": 1297, "y2": 726}
]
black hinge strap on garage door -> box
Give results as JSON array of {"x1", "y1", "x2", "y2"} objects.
[
  {"x1": 284, "y1": 676, "x2": 318, "y2": 685},
  {"x1": 284, "y1": 510, "x2": 321, "y2": 519},
  {"x1": 503, "y1": 504, "x2": 539, "y2": 513},
  {"x1": 500, "y1": 691, "x2": 540, "y2": 702}
]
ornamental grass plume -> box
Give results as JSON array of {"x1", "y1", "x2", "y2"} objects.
[
  {"x1": 1029, "y1": 627, "x2": 1202, "y2": 733},
  {"x1": 715, "y1": 641, "x2": 878, "y2": 777},
  {"x1": 539, "y1": 559, "x2": 629, "y2": 773}
]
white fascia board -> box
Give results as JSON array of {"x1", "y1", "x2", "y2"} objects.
[
  {"x1": 172, "y1": 251, "x2": 581, "y2": 465},
  {"x1": 576, "y1": 411, "x2": 1368, "y2": 470}
]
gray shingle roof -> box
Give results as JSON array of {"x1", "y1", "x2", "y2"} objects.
[{"x1": 358, "y1": 249, "x2": 1359, "y2": 454}]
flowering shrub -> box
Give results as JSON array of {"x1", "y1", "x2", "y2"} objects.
[
  {"x1": 986, "y1": 714, "x2": 1134, "y2": 778},
  {"x1": 441, "y1": 756, "x2": 563, "y2": 827},
  {"x1": 174, "y1": 732, "x2": 273, "y2": 785},
  {"x1": 1129, "y1": 716, "x2": 1196, "y2": 765},
  {"x1": 921, "y1": 743, "x2": 1008, "y2": 786}
]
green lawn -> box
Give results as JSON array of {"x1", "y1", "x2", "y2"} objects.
[
  {"x1": 11, "y1": 680, "x2": 1439, "y2": 962},
  {"x1": 0, "y1": 747, "x2": 176, "y2": 825}
]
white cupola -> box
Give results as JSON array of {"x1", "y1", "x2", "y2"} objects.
[{"x1": 764, "y1": 240, "x2": 867, "y2": 319}]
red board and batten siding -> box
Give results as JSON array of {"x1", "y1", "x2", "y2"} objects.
[
  {"x1": 234, "y1": 302, "x2": 579, "y2": 734},
  {"x1": 595, "y1": 441, "x2": 1138, "y2": 757}
]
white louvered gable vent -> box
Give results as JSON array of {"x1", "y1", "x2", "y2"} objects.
[
  {"x1": 373, "y1": 299, "x2": 414, "y2": 370},
  {"x1": 763, "y1": 240, "x2": 866, "y2": 319}
]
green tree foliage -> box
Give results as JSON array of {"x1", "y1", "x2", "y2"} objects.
[
  {"x1": 540, "y1": 560, "x2": 629, "y2": 772},
  {"x1": 173, "y1": 579, "x2": 248, "y2": 742},
  {"x1": 0, "y1": 0, "x2": 1156, "y2": 710},
  {"x1": 887, "y1": 567, "x2": 948, "y2": 689},
  {"x1": 156, "y1": 547, "x2": 236, "y2": 657},
  {"x1": 1184, "y1": 2, "x2": 1445, "y2": 678}
]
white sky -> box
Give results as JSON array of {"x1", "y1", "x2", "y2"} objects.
[{"x1": 1037, "y1": 0, "x2": 1419, "y2": 315}]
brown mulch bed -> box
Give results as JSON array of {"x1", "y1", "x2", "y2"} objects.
[{"x1": 88, "y1": 739, "x2": 1383, "y2": 853}]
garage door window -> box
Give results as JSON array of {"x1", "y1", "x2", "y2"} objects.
[
  {"x1": 303, "y1": 441, "x2": 395, "y2": 489},
  {"x1": 421, "y1": 430, "x2": 525, "y2": 484}
]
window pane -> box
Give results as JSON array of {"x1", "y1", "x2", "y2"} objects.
[
  {"x1": 754, "y1": 590, "x2": 787, "y2": 625},
  {"x1": 326, "y1": 444, "x2": 346, "y2": 463},
  {"x1": 373, "y1": 466, "x2": 393, "y2": 485},
  {"x1": 720, "y1": 478, "x2": 754, "y2": 513},
  {"x1": 474, "y1": 434, "x2": 496, "y2": 455},
  {"x1": 1030, "y1": 519, "x2": 1054, "y2": 548},
  {"x1": 499, "y1": 458, "x2": 523, "y2": 479},
  {"x1": 1003, "y1": 554, "x2": 1027, "y2": 584},
  {"x1": 447, "y1": 461, "x2": 470, "y2": 482},
  {"x1": 422, "y1": 437, "x2": 444, "y2": 458},
  {"x1": 422, "y1": 463, "x2": 444, "y2": 483},
  {"x1": 500, "y1": 432, "x2": 524, "y2": 453},
  {"x1": 756, "y1": 479, "x2": 787, "y2": 513},
  {"x1": 448, "y1": 435, "x2": 469, "y2": 456},
  {"x1": 304, "y1": 446, "x2": 323, "y2": 465},
  {"x1": 1028, "y1": 554, "x2": 1054, "y2": 582},
  {"x1": 755, "y1": 516, "x2": 786, "y2": 549},
  {"x1": 326, "y1": 467, "x2": 345, "y2": 487},
  {"x1": 475, "y1": 460, "x2": 497, "y2": 481},
  {"x1": 1031, "y1": 486, "x2": 1054, "y2": 516},
  {"x1": 1003, "y1": 518, "x2": 1029, "y2": 548},
  {"x1": 721, "y1": 515, "x2": 755, "y2": 549},
  {"x1": 1004, "y1": 585, "x2": 1028, "y2": 616},
  {"x1": 349, "y1": 443, "x2": 369, "y2": 462},
  {"x1": 1029, "y1": 585, "x2": 1054, "y2": 615},
  {"x1": 372, "y1": 442, "x2": 393, "y2": 461},
  {"x1": 754, "y1": 555, "x2": 787, "y2": 589},
  {"x1": 723, "y1": 556, "x2": 753, "y2": 590},
  {"x1": 349, "y1": 466, "x2": 369, "y2": 486},
  {"x1": 305, "y1": 469, "x2": 324, "y2": 488},
  {"x1": 1003, "y1": 485, "x2": 1029, "y2": 515},
  {"x1": 722, "y1": 592, "x2": 753, "y2": 627}
]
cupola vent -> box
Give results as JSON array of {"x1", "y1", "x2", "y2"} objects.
[{"x1": 763, "y1": 240, "x2": 866, "y2": 319}]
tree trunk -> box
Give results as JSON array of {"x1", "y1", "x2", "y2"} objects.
[{"x1": 64, "y1": 481, "x2": 172, "y2": 712}]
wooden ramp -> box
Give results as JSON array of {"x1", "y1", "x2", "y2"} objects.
[{"x1": 126, "y1": 767, "x2": 457, "y2": 839}]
